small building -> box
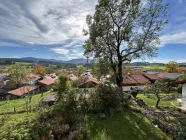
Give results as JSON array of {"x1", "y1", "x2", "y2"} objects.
[
  {"x1": 142, "y1": 72, "x2": 167, "y2": 83},
  {"x1": 25, "y1": 73, "x2": 42, "y2": 85},
  {"x1": 38, "y1": 78, "x2": 55, "y2": 91},
  {"x1": 164, "y1": 73, "x2": 184, "y2": 81},
  {"x1": 123, "y1": 74, "x2": 151, "y2": 86},
  {"x1": 42, "y1": 94, "x2": 56, "y2": 106},
  {"x1": 77, "y1": 76, "x2": 99, "y2": 88},
  {"x1": 7, "y1": 85, "x2": 40, "y2": 98},
  {"x1": 69, "y1": 73, "x2": 78, "y2": 81}
]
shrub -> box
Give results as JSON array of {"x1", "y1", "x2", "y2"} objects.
[
  {"x1": 88, "y1": 83, "x2": 131, "y2": 114},
  {"x1": 178, "y1": 84, "x2": 183, "y2": 94}
]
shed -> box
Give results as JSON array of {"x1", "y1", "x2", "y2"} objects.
[
  {"x1": 7, "y1": 85, "x2": 40, "y2": 97},
  {"x1": 42, "y1": 94, "x2": 56, "y2": 105}
]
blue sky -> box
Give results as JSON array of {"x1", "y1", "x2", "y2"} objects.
[{"x1": 0, "y1": 0, "x2": 186, "y2": 63}]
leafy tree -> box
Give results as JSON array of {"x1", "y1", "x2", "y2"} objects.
[
  {"x1": 76, "y1": 65, "x2": 86, "y2": 74},
  {"x1": 92, "y1": 58, "x2": 110, "y2": 78},
  {"x1": 45, "y1": 65, "x2": 55, "y2": 74},
  {"x1": 32, "y1": 64, "x2": 46, "y2": 76},
  {"x1": 83, "y1": 0, "x2": 168, "y2": 87},
  {"x1": 165, "y1": 61, "x2": 179, "y2": 73},
  {"x1": 54, "y1": 74, "x2": 70, "y2": 101},
  {"x1": 8, "y1": 64, "x2": 27, "y2": 88},
  {"x1": 144, "y1": 79, "x2": 173, "y2": 108}
]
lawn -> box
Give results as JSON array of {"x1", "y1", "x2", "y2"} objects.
[
  {"x1": 143, "y1": 65, "x2": 165, "y2": 70},
  {"x1": 86, "y1": 112, "x2": 171, "y2": 140},
  {"x1": 137, "y1": 93, "x2": 181, "y2": 107},
  {"x1": 0, "y1": 91, "x2": 53, "y2": 113}
]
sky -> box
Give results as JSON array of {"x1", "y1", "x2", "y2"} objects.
[{"x1": 0, "y1": 0, "x2": 186, "y2": 63}]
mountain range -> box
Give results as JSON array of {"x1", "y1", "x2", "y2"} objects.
[{"x1": 20, "y1": 57, "x2": 90, "y2": 64}]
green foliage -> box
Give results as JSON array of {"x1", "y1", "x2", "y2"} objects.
[
  {"x1": 178, "y1": 84, "x2": 183, "y2": 94},
  {"x1": 32, "y1": 64, "x2": 46, "y2": 76},
  {"x1": 76, "y1": 65, "x2": 86, "y2": 74},
  {"x1": 32, "y1": 89, "x2": 88, "y2": 139},
  {"x1": 92, "y1": 58, "x2": 110, "y2": 78},
  {"x1": 45, "y1": 65, "x2": 56, "y2": 74},
  {"x1": 165, "y1": 61, "x2": 179, "y2": 72},
  {"x1": 84, "y1": 0, "x2": 168, "y2": 87},
  {"x1": 0, "y1": 114, "x2": 39, "y2": 140},
  {"x1": 8, "y1": 64, "x2": 27, "y2": 88},
  {"x1": 144, "y1": 79, "x2": 174, "y2": 108},
  {"x1": 88, "y1": 83, "x2": 130, "y2": 114},
  {"x1": 54, "y1": 74, "x2": 70, "y2": 101}
]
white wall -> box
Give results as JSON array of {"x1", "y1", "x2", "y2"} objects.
[{"x1": 182, "y1": 83, "x2": 186, "y2": 107}]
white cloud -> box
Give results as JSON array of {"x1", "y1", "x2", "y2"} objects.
[
  {"x1": 0, "y1": 0, "x2": 96, "y2": 45},
  {"x1": 159, "y1": 32, "x2": 186, "y2": 46},
  {"x1": 51, "y1": 48, "x2": 69, "y2": 55}
]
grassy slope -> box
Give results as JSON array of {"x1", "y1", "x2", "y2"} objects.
[
  {"x1": 137, "y1": 93, "x2": 181, "y2": 107},
  {"x1": 0, "y1": 91, "x2": 53, "y2": 113},
  {"x1": 87, "y1": 112, "x2": 171, "y2": 140}
]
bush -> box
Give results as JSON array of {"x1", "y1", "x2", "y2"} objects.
[
  {"x1": 88, "y1": 83, "x2": 131, "y2": 114},
  {"x1": 178, "y1": 84, "x2": 183, "y2": 94}
]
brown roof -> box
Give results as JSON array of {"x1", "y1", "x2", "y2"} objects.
[
  {"x1": 8, "y1": 85, "x2": 39, "y2": 97},
  {"x1": 38, "y1": 78, "x2": 55, "y2": 86},
  {"x1": 143, "y1": 74, "x2": 160, "y2": 80},
  {"x1": 158, "y1": 72, "x2": 167, "y2": 78},
  {"x1": 131, "y1": 75, "x2": 151, "y2": 85},
  {"x1": 78, "y1": 76, "x2": 99, "y2": 88},
  {"x1": 123, "y1": 75, "x2": 138, "y2": 85},
  {"x1": 69, "y1": 73, "x2": 78, "y2": 81},
  {"x1": 123, "y1": 74, "x2": 151, "y2": 86}
]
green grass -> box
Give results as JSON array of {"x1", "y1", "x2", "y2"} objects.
[
  {"x1": 0, "y1": 91, "x2": 53, "y2": 113},
  {"x1": 86, "y1": 112, "x2": 171, "y2": 140},
  {"x1": 137, "y1": 93, "x2": 181, "y2": 107},
  {"x1": 143, "y1": 65, "x2": 165, "y2": 70}
]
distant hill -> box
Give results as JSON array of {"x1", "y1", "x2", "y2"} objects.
[{"x1": 20, "y1": 57, "x2": 90, "y2": 64}]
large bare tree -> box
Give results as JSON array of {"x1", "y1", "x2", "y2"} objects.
[{"x1": 83, "y1": 0, "x2": 168, "y2": 87}]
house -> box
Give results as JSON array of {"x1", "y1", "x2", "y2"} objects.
[
  {"x1": 45, "y1": 73, "x2": 58, "y2": 80},
  {"x1": 69, "y1": 73, "x2": 78, "y2": 81},
  {"x1": 77, "y1": 76, "x2": 99, "y2": 88},
  {"x1": 142, "y1": 72, "x2": 167, "y2": 83},
  {"x1": 164, "y1": 73, "x2": 184, "y2": 81},
  {"x1": 123, "y1": 74, "x2": 151, "y2": 92},
  {"x1": 7, "y1": 85, "x2": 40, "y2": 98},
  {"x1": 42, "y1": 94, "x2": 56, "y2": 106},
  {"x1": 38, "y1": 78, "x2": 56, "y2": 91},
  {"x1": 123, "y1": 74, "x2": 151, "y2": 86},
  {"x1": 25, "y1": 73, "x2": 42, "y2": 85}
]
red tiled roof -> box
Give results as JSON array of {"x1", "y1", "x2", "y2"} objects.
[
  {"x1": 158, "y1": 72, "x2": 167, "y2": 78},
  {"x1": 131, "y1": 75, "x2": 151, "y2": 84},
  {"x1": 143, "y1": 74, "x2": 160, "y2": 80},
  {"x1": 123, "y1": 74, "x2": 151, "y2": 86},
  {"x1": 123, "y1": 75, "x2": 138, "y2": 85},
  {"x1": 8, "y1": 85, "x2": 38, "y2": 96},
  {"x1": 38, "y1": 78, "x2": 55, "y2": 86}
]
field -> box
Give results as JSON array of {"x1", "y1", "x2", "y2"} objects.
[
  {"x1": 137, "y1": 93, "x2": 181, "y2": 107},
  {"x1": 143, "y1": 65, "x2": 165, "y2": 70},
  {"x1": 0, "y1": 91, "x2": 53, "y2": 113},
  {"x1": 86, "y1": 112, "x2": 171, "y2": 140}
]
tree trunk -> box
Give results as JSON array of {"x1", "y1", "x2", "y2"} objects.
[
  {"x1": 155, "y1": 94, "x2": 160, "y2": 108},
  {"x1": 116, "y1": 61, "x2": 123, "y2": 88}
]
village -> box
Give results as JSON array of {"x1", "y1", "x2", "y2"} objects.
[{"x1": 1, "y1": 0, "x2": 186, "y2": 139}]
